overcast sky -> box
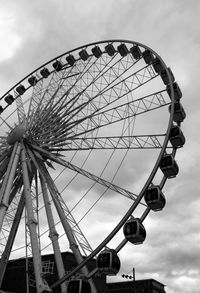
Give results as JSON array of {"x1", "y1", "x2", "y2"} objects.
[{"x1": 0, "y1": 1, "x2": 200, "y2": 293}]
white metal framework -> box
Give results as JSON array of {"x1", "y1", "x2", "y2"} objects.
[{"x1": 0, "y1": 40, "x2": 185, "y2": 292}]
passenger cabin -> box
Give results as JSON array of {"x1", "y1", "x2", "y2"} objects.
[
  {"x1": 40, "y1": 68, "x2": 50, "y2": 78},
  {"x1": 53, "y1": 60, "x2": 63, "y2": 71},
  {"x1": 105, "y1": 44, "x2": 116, "y2": 56},
  {"x1": 66, "y1": 54, "x2": 76, "y2": 66},
  {"x1": 28, "y1": 76, "x2": 37, "y2": 86},
  {"x1": 123, "y1": 218, "x2": 146, "y2": 244},
  {"x1": 144, "y1": 186, "x2": 166, "y2": 211},
  {"x1": 167, "y1": 82, "x2": 182, "y2": 100},
  {"x1": 5, "y1": 94, "x2": 14, "y2": 105},
  {"x1": 67, "y1": 279, "x2": 91, "y2": 293},
  {"x1": 160, "y1": 67, "x2": 175, "y2": 85},
  {"x1": 169, "y1": 101, "x2": 186, "y2": 123},
  {"x1": 97, "y1": 248, "x2": 120, "y2": 275},
  {"x1": 91, "y1": 46, "x2": 102, "y2": 58},
  {"x1": 160, "y1": 154, "x2": 179, "y2": 178},
  {"x1": 152, "y1": 57, "x2": 165, "y2": 74},
  {"x1": 117, "y1": 43, "x2": 129, "y2": 57},
  {"x1": 169, "y1": 125, "x2": 185, "y2": 148},
  {"x1": 142, "y1": 49, "x2": 154, "y2": 65},
  {"x1": 79, "y1": 49, "x2": 89, "y2": 61},
  {"x1": 130, "y1": 45, "x2": 141, "y2": 60},
  {"x1": 16, "y1": 84, "x2": 26, "y2": 95}
]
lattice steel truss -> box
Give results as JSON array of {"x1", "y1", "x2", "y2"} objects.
[{"x1": 0, "y1": 40, "x2": 185, "y2": 293}]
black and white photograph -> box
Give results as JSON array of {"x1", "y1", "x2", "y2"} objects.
[{"x1": 0, "y1": 1, "x2": 199, "y2": 293}]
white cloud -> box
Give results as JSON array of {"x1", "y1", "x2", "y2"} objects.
[{"x1": 0, "y1": 8, "x2": 21, "y2": 62}]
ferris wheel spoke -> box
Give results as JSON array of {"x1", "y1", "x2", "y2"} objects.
[
  {"x1": 65, "y1": 134, "x2": 167, "y2": 150},
  {"x1": 65, "y1": 90, "x2": 169, "y2": 139},
  {"x1": 15, "y1": 95, "x2": 26, "y2": 123},
  {"x1": 78, "y1": 62, "x2": 156, "y2": 112},
  {"x1": 28, "y1": 52, "x2": 93, "y2": 121},
  {"x1": 27, "y1": 77, "x2": 44, "y2": 120},
  {"x1": 27, "y1": 85, "x2": 66, "y2": 131},
  {"x1": 88, "y1": 90, "x2": 168, "y2": 121},
  {"x1": 62, "y1": 63, "x2": 157, "y2": 129},
  {"x1": 68, "y1": 53, "x2": 136, "y2": 108},
  {"x1": 31, "y1": 58, "x2": 155, "y2": 140},
  {"x1": 96, "y1": 63, "x2": 156, "y2": 101},
  {"x1": 65, "y1": 48, "x2": 127, "y2": 100},
  {"x1": 27, "y1": 70, "x2": 166, "y2": 148},
  {"x1": 27, "y1": 85, "x2": 84, "y2": 140},
  {"x1": 29, "y1": 143, "x2": 142, "y2": 204}
]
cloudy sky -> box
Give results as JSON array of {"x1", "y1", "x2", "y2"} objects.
[{"x1": 0, "y1": 1, "x2": 200, "y2": 293}]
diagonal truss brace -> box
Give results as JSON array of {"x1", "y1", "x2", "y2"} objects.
[
  {"x1": 66, "y1": 134, "x2": 167, "y2": 150},
  {"x1": 30, "y1": 144, "x2": 144, "y2": 205}
]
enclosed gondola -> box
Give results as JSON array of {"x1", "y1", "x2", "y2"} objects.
[
  {"x1": 123, "y1": 218, "x2": 146, "y2": 244},
  {"x1": 91, "y1": 46, "x2": 102, "y2": 58},
  {"x1": 96, "y1": 248, "x2": 120, "y2": 275},
  {"x1": 152, "y1": 57, "x2": 165, "y2": 74},
  {"x1": 117, "y1": 43, "x2": 129, "y2": 57},
  {"x1": 160, "y1": 67, "x2": 175, "y2": 85},
  {"x1": 169, "y1": 101, "x2": 186, "y2": 123},
  {"x1": 66, "y1": 54, "x2": 76, "y2": 66},
  {"x1": 28, "y1": 75, "x2": 38, "y2": 86},
  {"x1": 160, "y1": 154, "x2": 179, "y2": 178},
  {"x1": 79, "y1": 49, "x2": 89, "y2": 61},
  {"x1": 52, "y1": 60, "x2": 63, "y2": 71},
  {"x1": 105, "y1": 43, "x2": 116, "y2": 56},
  {"x1": 144, "y1": 185, "x2": 166, "y2": 211},
  {"x1": 16, "y1": 84, "x2": 26, "y2": 95},
  {"x1": 169, "y1": 125, "x2": 185, "y2": 148},
  {"x1": 40, "y1": 67, "x2": 50, "y2": 78},
  {"x1": 142, "y1": 49, "x2": 154, "y2": 65},
  {"x1": 67, "y1": 279, "x2": 91, "y2": 293},
  {"x1": 130, "y1": 45, "x2": 141, "y2": 60},
  {"x1": 4, "y1": 94, "x2": 14, "y2": 105},
  {"x1": 167, "y1": 82, "x2": 182, "y2": 100}
]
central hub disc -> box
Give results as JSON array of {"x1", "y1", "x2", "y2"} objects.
[{"x1": 7, "y1": 123, "x2": 27, "y2": 145}]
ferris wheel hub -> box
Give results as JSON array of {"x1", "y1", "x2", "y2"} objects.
[{"x1": 7, "y1": 123, "x2": 26, "y2": 145}]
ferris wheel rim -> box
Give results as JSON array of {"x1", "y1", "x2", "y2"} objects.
[
  {"x1": 0, "y1": 39, "x2": 173, "y2": 101},
  {"x1": 0, "y1": 39, "x2": 179, "y2": 291}
]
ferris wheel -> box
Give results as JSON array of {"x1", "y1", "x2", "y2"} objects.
[{"x1": 0, "y1": 40, "x2": 186, "y2": 293}]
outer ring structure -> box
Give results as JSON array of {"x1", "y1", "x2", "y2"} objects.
[{"x1": 0, "y1": 40, "x2": 183, "y2": 291}]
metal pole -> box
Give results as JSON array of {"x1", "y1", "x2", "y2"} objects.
[
  {"x1": 0, "y1": 142, "x2": 21, "y2": 232},
  {"x1": 27, "y1": 149, "x2": 97, "y2": 293},
  {"x1": 133, "y1": 268, "x2": 135, "y2": 293},
  {"x1": 25, "y1": 208, "x2": 29, "y2": 293},
  {"x1": 21, "y1": 146, "x2": 51, "y2": 293},
  {"x1": 43, "y1": 167, "x2": 98, "y2": 293},
  {"x1": 40, "y1": 175, "x2": 67, "y2": 293},
  {"x1": 0, "y1": 193, "x2": 25, "y2": 287}
]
